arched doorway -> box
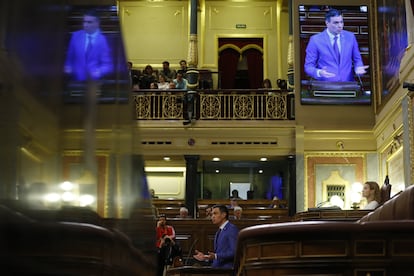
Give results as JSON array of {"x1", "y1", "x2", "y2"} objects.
[{"x1": 218, "y1": 38, "x2": 263, "y2": 89}]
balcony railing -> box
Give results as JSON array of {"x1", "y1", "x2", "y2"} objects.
[{"x1": 133, "y1": 90, "x2": 294, "y2": 121}]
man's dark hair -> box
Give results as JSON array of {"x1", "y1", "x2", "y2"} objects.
[
  {"x1": 163, "y1": 61, "x2": 170, "y2": 66},
  {"x1": 212, "y1": 204, "x2": 229, "y2": 219},
  {"x1": 325, "y1": 9, "x2": 342, "y2": 22},
  {"x1": 84, "y1": 9, "x2": 100, "y2": 21}
]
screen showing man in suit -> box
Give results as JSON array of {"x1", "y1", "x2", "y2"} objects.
[
  {"x1": 63, "y1": 6, "x2": 129, "y2": 103},
  {"x1": 304, "y1": 8, "x2": 368, "y2": 82},
  {"x1": 298, "y1": 4, "x2": 372, "y2": 105},
  {"x1": 64, "y1": 9, "x2": 113, "y2": 82},
  {"x1": 193, "y1": 205, "x2": 239, "y2": 268}
]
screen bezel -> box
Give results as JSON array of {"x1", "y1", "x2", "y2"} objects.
[{"x1": 293, "y1": 0, "x2": 374, "y2": 105}]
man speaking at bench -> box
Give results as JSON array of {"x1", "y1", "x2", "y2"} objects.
[
  {"x1": 304, "y1": 9, "x2": 368, "y2": 81},
  {"x1": 193, "y1": 205, "x2": 239, "y2": 268}
]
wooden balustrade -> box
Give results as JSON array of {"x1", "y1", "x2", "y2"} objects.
[{"x1": 133, "y1": 90, "x2": 292, "y2": 120}]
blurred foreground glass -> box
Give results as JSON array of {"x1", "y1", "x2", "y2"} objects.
[{"x1": 0, "y1": 1, "x2": 156, "y2": 274}]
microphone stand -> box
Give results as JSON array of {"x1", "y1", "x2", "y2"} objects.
[{"x1": 184, "y1": 238, "x2": 199, "y2": 266}]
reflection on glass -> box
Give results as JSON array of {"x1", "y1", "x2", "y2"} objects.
[
  {"x1": 63, "y1": 5, "x2": 129, "y2": 103},
  {"x1": 1, "y1": 1, "x2": 155, "y2": 274}
]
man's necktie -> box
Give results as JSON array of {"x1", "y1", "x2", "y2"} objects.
[
  {"x1": 214, "y1": 229, "x2": 221, "y2": 249},
  {"x1": 333, "y1": 35, "x2": 340, "y2": 61},
  {"x1": 85, "y1": 35, "x2": 92, "y2": 60}
]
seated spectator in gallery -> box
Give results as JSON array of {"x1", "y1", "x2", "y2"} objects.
[
  {"x1": 168, "y1": 81, "x2": 176, "y2": 89},
  {"x1": 230, "y1": 206, "x2": 243, "y2": 220},
  {"x1": 159, "y1": 61, "x2": 176, "y2": 81},
  {"x1": 204, "y1": 206, "x2": 212, "y2": 219},
  {"x1": 173, "y1": 72, "x2": 188, "y2": 90},
  {"x1": 177, "y1": 206, "x2": 191, "y2": 218},
  {"x1": 228, "y1": 198, "x2": 239, "y2": 209},
  {"x1": 140, "y1": 64, "x2": 157, "y2": 89},
  {"x1": 262, "y1": 78, "x2": 272, "y2": 89},
  {"x1": 157, "y1": 75, "x2": 170, "y2": 90},
  {"x1": 177, "y1": 59, "x2": 188, "y2": 78},
  {"x1": 150, "y1": 82, "x2": 158, "y2": 89}
]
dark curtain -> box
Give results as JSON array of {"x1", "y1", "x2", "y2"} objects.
[
  {"x1": 218, "y1": 48, "x2": 239, "y2": 89},
  {"x1": 218, "y1": 38, "x2": 263, "y2": 89},
  {"x1": 244, "y1": 49, "x2": 263, "y2": 89}
]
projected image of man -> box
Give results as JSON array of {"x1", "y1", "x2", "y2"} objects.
[
  {"x1": 64, "y1": 9, "x2": 113, "y2": 81},
  {"x1": 304, "y1": 9, "x2": 368, "y2": 81}
]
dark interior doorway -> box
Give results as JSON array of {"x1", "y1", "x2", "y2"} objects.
[{"x1": 218, "y1": 38, "x2": 263, "y2": 89}]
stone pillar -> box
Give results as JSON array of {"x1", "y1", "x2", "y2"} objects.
[
  {"x1": 187, "y1": 0, "x2": 198, "y2": 68},
  {"x1": 287, "y1": 0, "x2": 294, "y2": 90},
  {"x1": 184, "y1": 155, "x2": 199, "y2": 218},
  {"x1": 287, "y1": 155, "x2": 296, "y2": 216}
]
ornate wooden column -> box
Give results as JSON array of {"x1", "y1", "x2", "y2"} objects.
[
  {"x1": 187, "y1": 0, "x2": 198, "y2": 68},
  {"x1": 184, "y1": 155, "x2": 199, "y2": 218},
  {"x1": 287, "y1": 0, "x2": 294, "y2": 90},
  {"x1": 288, "y1": 155, "x2": 296, "y2": 216}
]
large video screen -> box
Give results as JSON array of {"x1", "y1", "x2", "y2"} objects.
[
  {"x1": 63, "y1": 5, "x2": 129, "y2": 103},
  {"x1": 294, "y1": 2, "x2": 372, "y2": 105}
]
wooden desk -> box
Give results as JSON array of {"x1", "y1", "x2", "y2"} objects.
[
  {"x1": 166, "y1": 266, "x2": 233, "y2": 276},
  {"x1": 293, "y1": 209, "x2": 370, "y2": 221}
]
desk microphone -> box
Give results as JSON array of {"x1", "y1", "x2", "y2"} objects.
[
  {"x1": 316, "y1": 200, "x2": 330, "y2": 208},
  {"x1": 184, "y1": 238, "x2": 198, "y2": 266},
  {"x1": 356, "y1": 73, "x2": 365, "y2": 93}
]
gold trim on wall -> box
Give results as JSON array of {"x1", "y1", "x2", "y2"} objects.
[
  {"x1": 62, "y1": 151, "x2": 109, "y2": 217},
  {"x1": 304, "y1": 153, "x2": 366, "y2": 209},
  {"x1": 409, "y1": 92, "x2": 414, "y2": 184}
]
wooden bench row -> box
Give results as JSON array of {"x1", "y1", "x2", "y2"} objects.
[
  {"x1": 156, "y1": 206, "x2": 289, "y2": 219},
  {"x1": 152, "y1": 199, "x2": 288, "y2": 209}
]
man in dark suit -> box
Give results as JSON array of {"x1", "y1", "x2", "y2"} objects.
[
  {"x1": 304, "y1": 9, "x2": 369, "y2": 81},
  {"x1": 127, "y1": 61, "x2": 140, "y2": 90},
  {"x1": 193, "y1": 204, "x2": 239, "y2": 268},
  {"x1": 64, "y1": 9, "x2": 113, "y2": 81}
]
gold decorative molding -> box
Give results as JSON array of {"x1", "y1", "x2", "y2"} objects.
[
  {"x1": 188, "y1": 34, "x2": 198, "y2": 68},
  {"x1": 218, "y1": 43, "x2": 264, "y2": 55},
  {"x1": 304, "y1": 154, "x2": 366, "y2": 209},
  {"x1": 387, "y1": 133, "x2": 403, "y2": 157},
  {"x1": 408, "y1": 92, "x2": 414, "y2": 183},
  {"x1": 133, "y1": 91, "x2": 289, "y2": 120}
]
